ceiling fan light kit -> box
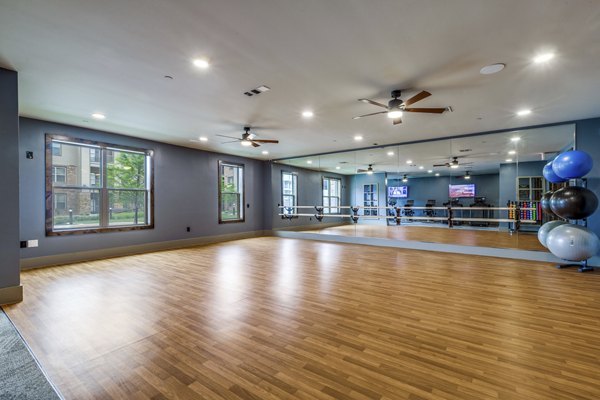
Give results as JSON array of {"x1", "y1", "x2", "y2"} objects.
[
  {"x1": 217, "y1": 126, "x2": 279, "y2": 148},
  {"x1": 354, "y1": 89, "x2": 448, "y2": 125}
]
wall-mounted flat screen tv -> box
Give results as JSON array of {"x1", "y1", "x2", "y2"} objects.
[
  {"x1": 388, "y1": 186, "x2": 408, "y2": 198},
  {"x1": 449, "y1": 184, "x2": 476, "y2": 198}
]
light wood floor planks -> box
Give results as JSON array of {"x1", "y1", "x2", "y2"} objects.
[
  {"x1": 302, "y1": 224, "x2": 548, "y2": 251},
  {"x1": 4, "y1": 237, "x2": 600, "y2": 399}
]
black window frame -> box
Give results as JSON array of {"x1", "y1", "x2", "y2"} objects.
[
  {"x1": 218, "y1": 160, "x2": 245, "y2": 224},
  {"x1": 45, "y1": 134, "x2": 154, "y2": 236},
  {"x1": 281, "y1": 171, "x2": 298, "y2": 218}
]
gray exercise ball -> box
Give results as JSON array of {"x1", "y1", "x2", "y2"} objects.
[
  {"x1": 537, "y1": 220, "x2": 567, "y2": 248},
  {"x1": 546, "y1": 224, "x2": 600, "y2": 261}
]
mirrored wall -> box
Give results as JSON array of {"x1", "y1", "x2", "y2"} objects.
[{"x1": 272, "y1": 124, "x2": 575, "y2": 252}]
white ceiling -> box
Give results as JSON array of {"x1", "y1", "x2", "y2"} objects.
[
  {"x1": 278, "y1": 124, "x2": 575, "y2": 176},
  {"x1": 0, "y1": 0, "x2": 599, "y2": 160}
]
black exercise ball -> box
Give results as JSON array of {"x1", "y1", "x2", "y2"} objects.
[
  {"x1": 541, "y1": 191, "x2": 555, "y2": 216},
  {"x1": 550, "y1": 186, "x2": 599, "y2": 220}
]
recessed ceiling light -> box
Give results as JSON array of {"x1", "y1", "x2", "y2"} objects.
[
  {"x1": 427, "y1": 170, "x2": 433, "y2": 173},
  {"x1": 387, "y1": 151, "x2": 394, "y2": 156},
  {"x1": 406, "y1": 160, "x2": 412, "y2": 164},
  {"x1": 480, "y1": 63, "x2": 505, "y2": 75},
  {"x1": 302, "y1": 110, "x2": 314, "y2": 118},
  {"x1": 354, "y1": 135, "x2": 363, "y2": 141},
  {"x1": 192, "y1": 58, "x2": 210, "y2": 69},
  {"x1": 199, "y1": 136, "x2": 208, "y2": 142},
  {"x1": 435, "y1": 173, "x2": 440, "y2": 177},
  {"x1": 511, "y1": 137, "x2": 521, "y2": 142},
  {"x1": 508, "y1": 150, "x2": 516, "y2": 155},
  {"x1": 262, "y1": 150, "x2": 269, "y2": 155},
  {"x1": 307, "y1": 160, "x2": 313, "y2": 164},
  {"x1": 533, "y1": 53, "x2": 555, "y2": 64},
  {"x1": 506, "y1": 158, "x2": 513, "y2": 162},
  {"x1": 517, "y1": 109, "x2": 532, "y2": 116},
  {"x1": 418, "y1": 166, "x2": 424, "y2": 170},
  {"x1": 91, "y1": 113, "x2": 106, "y2": 120},
  {"x1": 335, "y1": 166, "x2": 341, "y2": 170}
]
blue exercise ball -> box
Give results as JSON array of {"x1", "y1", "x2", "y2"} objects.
[
  {"x1": 537, "y1": 220, "x2": 567, "y2": 248},
  {"x1": 552, "y1": 150, "x2": 593, "y2": 179},
  {"x1": 547, "y1": 224, "x2": 600, "y2": 261},
  {"x1": 543, "y1": 161, "x2": 568, "y2": 183}
]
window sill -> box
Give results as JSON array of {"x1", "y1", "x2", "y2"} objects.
[
  {"x1": 219, "y1": 219, "x2": 245, "y2": 224},
  {"x1": 46, "y1": 224, "x2": 154, "y2": 236}
]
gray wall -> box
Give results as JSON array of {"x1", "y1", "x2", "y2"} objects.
[
  {"x1": 576, "y1": 117, "x2": 600, "y2": 235},
  {"x1": 270, "y1": 163, "x2": 350, "y2": 229},
  {"x1": 19, "y1": 117, "x2": 266, "y2": 259},
  {"x1": 0, "y1": 68, "x2": 20, "y2": 289}
]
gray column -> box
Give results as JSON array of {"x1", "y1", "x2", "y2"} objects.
[{"x1": 0, "y1": 67, "x2": 21, "y2": 304}]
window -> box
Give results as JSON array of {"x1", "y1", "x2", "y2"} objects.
[
  {"x1": 219, "y1": 161, "x2": 244, "y2": 223},
  {"x1": 323, "y1": 177, "x2": 341, "y2": 214},
  {"x1": 281, "y1": 172, "x2": 298, "y2": 216},
  {"x1": 52, "y1": 166, "x2": 66, "y2": 184},
  {"x1": 54, "y1": 193, "x2": 67, "y2": 211},
  {"x1": 52, "y1": 143, "x2": 62, "y2": 156},
  {"x1": 46, "y1": 135, "x2": 153, "y2": 235}
]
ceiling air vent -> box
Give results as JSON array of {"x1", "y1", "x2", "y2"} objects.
[{"x1": 244, "y1": 85, "x2": 270, "y2": 97}]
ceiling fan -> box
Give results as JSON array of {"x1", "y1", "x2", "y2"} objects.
[
  {"x1": 433, "y1": 156, "x2": 473, "y2": 168},
  {"x1": 357, "y1": 164, "x2": 376, "y2": 175},
  {"x1": 216, "y1": 126, "x2": 279, "y2": 147},
  {"x1": 353, "y1": 90, "x2": 448, "y2": 125}
]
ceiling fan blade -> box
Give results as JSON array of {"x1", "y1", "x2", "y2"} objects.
[
  {"x1": 392, "y1": 118, "x2": 402, "y2": 125},
  {"x1": 432, "y1": 164, "x2": 446, "y2": 167},
  {"x1": 403, "y1": 91, "x2": 431, "y2": 106},
  {"x1": 216, "y1": 134, "x2": 241, "y2": 140},
  {"x1": 404, "y1": 107, "x2": 446, "y2": 114},
  {"x1": 352, "y1": 111, "x2": 388, "y2": 120},
  {"x1": 251, "y1": 141, "x2": 260, "y2": 147},
  {"x1": 220, "y1": 140, "x2": 240, "y2": 144},
  {"x1": 252, "y1": 139, "x2": 279, "y2": 143},
  {"x1": 356, "y1": 169, "x2": 368, "y2": 173},
  {"x1": 358, "y1": 99, "x2": 388, "y2": 109}
]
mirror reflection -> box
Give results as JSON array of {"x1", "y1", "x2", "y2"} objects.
[{"x1": 274, "y1": 124, "x2": 574, "y2": 252}]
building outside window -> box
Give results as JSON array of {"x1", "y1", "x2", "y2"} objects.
[
  {"x1": 46, "y1": 135, "x2": 153, "y2": 234},
  {"x1": 281, "y1": 172, "x2": 298, "y2": 216},
  {"x1": 52, "y1": 166, "x2": 67, "y2": 184},
  {"x1": 323, "y1": 177, "x2": 341, "y2": 214},
  {"x1": 52, "y1": 142, "x2": 62, "y2": 156},
  {"x1": 219, "y1": 161, "x2": 244, "y2": 223}
]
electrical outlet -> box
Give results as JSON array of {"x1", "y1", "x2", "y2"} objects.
[
  {"x1": 20, "y1": 241, "x2": 27, "y2": 248},
  {"x1": 27, "y1": 239, "x2": 39, "y2": 248},
  {"x1": 26, "y1": 151, "x2": 34, "y2": 159},
  {"x1": 186, "y1": 227, "x2": 191, "y2": 232}
]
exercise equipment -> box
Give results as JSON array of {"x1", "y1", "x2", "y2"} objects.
[
  {"x1": 543, "y1": 161, "x2": 568, "y2": 183},
  {"x1": 424, "y1": 199, "x2": 436, "y2": 218},
  {"x1": 546, "y1": 224, "x2": 600, "y2": 261},
  {"x1": 403, "y1": 200, "x2": 415, "y2": 217},
  {"x1": 552, "y1": 150, "x2": 593, "y2": 179},
  {"x1": 550, "y1": 186, "x2": 598, "y2": 220},
  {"x1": 537, "y1": 220, "x2": 567, "y2": 248},
  {"x1": 540, "y1": 191, "x2": 555, "y2": 216},
  {"x1": 469, "y1": 197, "x2": 492, "y2": 227}
]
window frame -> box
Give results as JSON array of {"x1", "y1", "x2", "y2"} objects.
[
  {"x1": 322, "y1": 176, "x2": 341, "y2": 214},
  {"x1": 281, "y1": 171, "x2": 298, "y2": 218},
  {"x1": 218, "y1": 160, "x2": 245, "y2": 224},
  {"x1": 45, "y1": 134, "x2": 154, "y2": 236}
]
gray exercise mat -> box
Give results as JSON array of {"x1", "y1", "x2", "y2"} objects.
[{"x1": 0, "y1": 309, "x2": 61, "y2": 400}]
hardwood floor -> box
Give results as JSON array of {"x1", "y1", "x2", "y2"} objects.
[
  {"x1": 4, "y1": 237, "x2": 600, "y2": 399},
  {"x1": 302, "y1": 224, "x2": 547, "y2": 251}
]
